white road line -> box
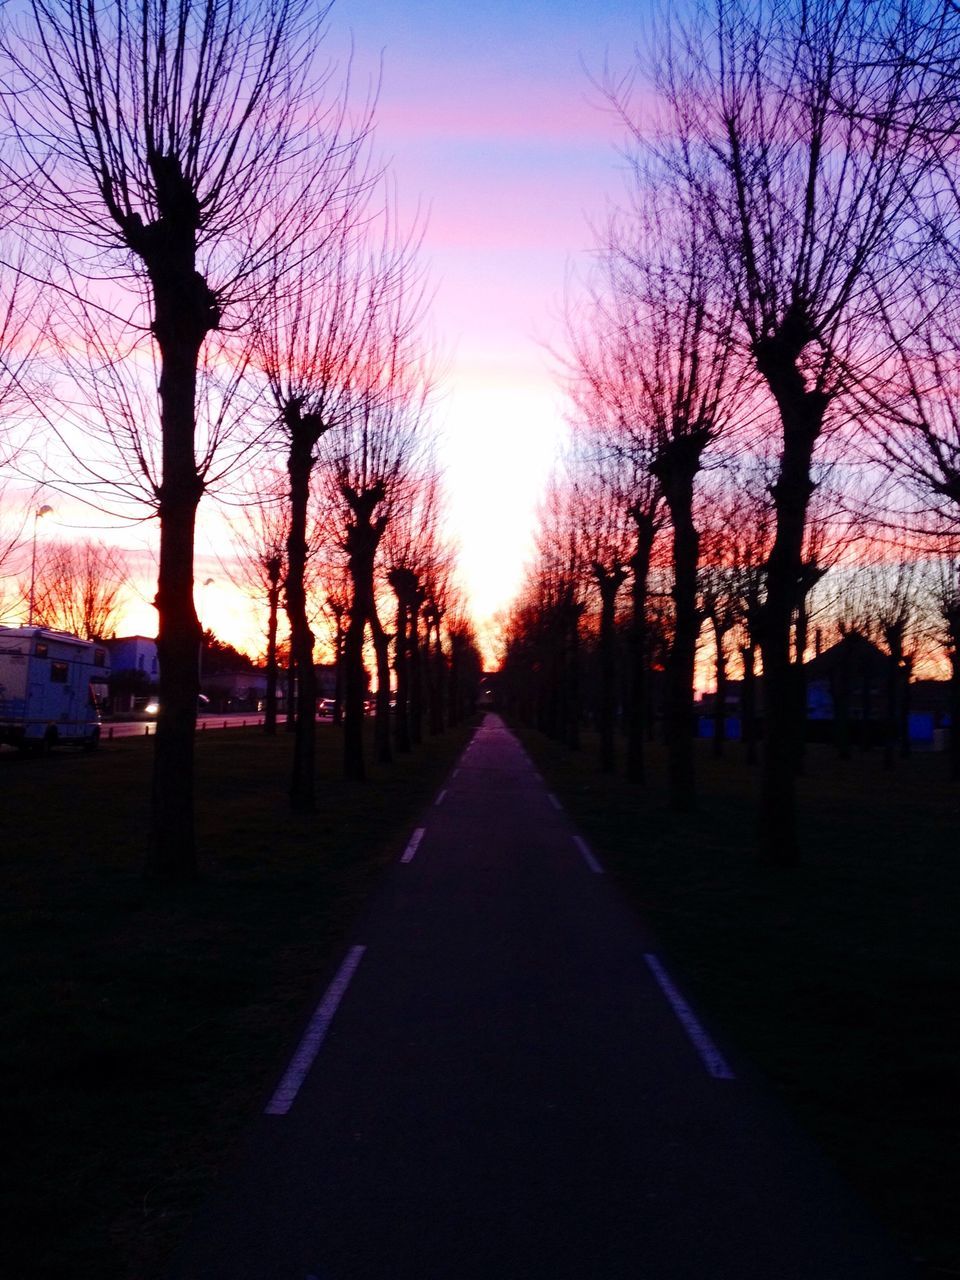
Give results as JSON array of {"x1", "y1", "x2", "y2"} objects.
[
  {"x1": 401, "y1": 827, "x2": 426, "y2": 863},
  {"x1": 644, "y1": 954, "x2": 735, "y2": 1080},
  {"x1": 264, "y1": 945, "x2": 367, "y2": 1115},
  {"x1": 435, "y1": 789, "x2": 447, "y2": 806},
  {"x1": 548, "y1": 792, "x2": 562, "y2": 810},
  {"x1": 573, "y1": 834, "x2": 603, "y2": 874}
]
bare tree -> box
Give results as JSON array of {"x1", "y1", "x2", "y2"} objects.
[
  {"x1": 319, "y1": 256, "x2": 431, "y2": 781},
  {"x1": 565, "y1": 281, "x2": 663, "y2": 782},
  {"x1": 870, "y1": 560, "x2": 923, "y2": 770},
  {"x1": 570, "y1": 446, "x2": 632, "y2": 774},
  {"x1": 385, "y1": 467, "x2": 443, "y2": 753},
  {"x1": 608, "y1": 187, "x2": 744, "y2": 806},
  {"x1": 627, "y1": 0, "x2": 950, "y2": 862},
  {"x1": 445, "y1": 602, "x2": 483, "y2": 725},
  {"x1": 255, "y1": 192, "x2": 385, "y2": 808},
  {"x1": 29, "y1": 537, "x2": 129, "y2": 638},
  {"x1": 698, "y1": 511, "x2": 738, "y2": 760},
  {"x1": 227, "y1": 475, "x2": 290, "y2": 735},
  {"x1": 2, "y1": 0, "x2": 365, "y2": 874}
]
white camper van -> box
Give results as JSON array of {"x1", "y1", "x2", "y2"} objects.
[{"x1": 0, "y1": 627, "x2": 110, "y2": 752}]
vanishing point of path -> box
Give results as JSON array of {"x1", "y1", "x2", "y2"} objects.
[{"x1": 168, "y1": 714, "x2": 913, "y2": 1279}]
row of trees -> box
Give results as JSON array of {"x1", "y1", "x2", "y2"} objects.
[
  {"x1": 502, "y1": 460, "x2": 960, "y2": 758},
  {"x1": 230, "y1": 463, "x2": 483, "y2": 797},
  {"x1": 502, "y1": 0, "x2": 960, "y2": 865},
  {"x1": 0, "y1": 0, "x2": 479, "y2": 878}
]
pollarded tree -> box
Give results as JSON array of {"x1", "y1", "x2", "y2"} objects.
[
  {"x1": 319, "y1": 262, "x2": 432, "y2": 782},
  {"x1": 422, "y1": 543, "x2": 459, "y2": 738},
  {"x1": 531, "y1": 472, "x2": 591, "y2": 749},
  {"x1": 444, "y1": 598, "x2": 483, "y2": 725},
  {"x1": 1, "y1": 0, "x2": 366, "y2": 874},
  {"x1": 719, "y1": 455, "x2": 775, "y2": 766},
  {"x1": 631, "y1": 0, "x2": 952, "y2": 862},
  {"x1": 604, "y1": 187, "x2": 744, "y2": 807},
  {"x1": 569, "y1": 444, "x2": 632, "y2": 774},
  {"x1": 255, "y1": 189, "x2": 385, "y2": 809},
  {"x1": 565, "y1": 284, "x2": 663, "y2": 782},
  {"x1": 384, "y1": 466, "x2": 444, "y2": 753},
  {"x1": 228, "y1": 474, "x2": 290, "y2": 736}
]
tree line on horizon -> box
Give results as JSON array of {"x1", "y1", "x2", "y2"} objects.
[
  {"x1": 0, "y1": 0, "x2": 482, "y2": 879},
  {"x1": 500, "y1": 0, "x2": 960, "y2": 865}
]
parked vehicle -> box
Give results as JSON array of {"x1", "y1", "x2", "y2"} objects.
[{"x1": 0, "y1": 626, "x2": 110, "y2": 752}]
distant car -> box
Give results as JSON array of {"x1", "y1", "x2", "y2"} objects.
[
  {"x1": 144, "y1": 694, "x2": 210, "y2": 715},
  {"x1": 317, "y1": 698, "x2": 335, "y2": 717}
]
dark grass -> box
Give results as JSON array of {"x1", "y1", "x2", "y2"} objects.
[
  {"x1": 0, "y1": 718, "x2": 476, "y2": 1280},
  {"x1": 511, "y1": 723, "x2": 959, "y2": 1279}
]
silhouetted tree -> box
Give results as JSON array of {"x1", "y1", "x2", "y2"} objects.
[
  {"x1": 628, "y1": 0, "x2": 950, "y2": 862},
  {"x1": 30, "y1": 538, "x2": 129, "y2": 638},
  {"x1": 3, "y1": 0, "x2": 365, "y2": 874},
  {"x1": 256, "y1": 195, "x2": 382, "y2": 809}
]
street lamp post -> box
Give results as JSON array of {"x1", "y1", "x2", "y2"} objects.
[{"x1": 27, "y1": 504, "x2": 53, "y2": 627}]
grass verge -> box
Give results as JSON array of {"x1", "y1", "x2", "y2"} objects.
[
  {"x1": 1, "y1": 718, "x2": 475, "y2": 1280},
  {"x1": 511, "y1": 723, "x2": 959, "y2": 1278}
]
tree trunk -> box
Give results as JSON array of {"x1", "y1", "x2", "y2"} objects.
[
  {"x1": 285, "y1": 436, "x2": 317, "y2": 811},
  {"x1": 370, "y1": 601, "x2": 392, "y2": 765},
  {"x1": 565, "y1": 602, "x2": 582, "y2": 750},
  {"x1": 149, "y1": 456, "x2": 201, "y2": 879},
  {"x1": 595, "y1": 567, "x2": 626, "y2": 774},
  {"x1": 343, "y1": 554, "x2": 372, "y2": 782},
  {"x1": 333, "y1": 610, "x2": 345, "y2": 726},
  {"x1": 263, "y1": 561, "x2": 281, "y2": 736},
  {"x1": 146, "y1": 311, "x2": 205, "y2": 879},
  {"x1": 285, "y1": 652, "x2": 296, "y2": 733},
  {"x1": 741, "y1": 643, "x2": 758, "y2": 765},
  {"x1": 409, "y1": 593, "x2": 425, "y2": 746},
  {"x1": 342, "y1": 489, "x2": 386, "y2": 781},
  {"x1": 662, "y1": 471, "x2": 700, "y2": 811},
  {"x1": 626, "y1": 513, "x2": 656, "y2": 783},
  {"x1": 389, "y1": 576, "x2": 412, "y2": 753},
  {"x1": 712, "y1": 620, "x2": 728, "y2": 760},
  {"x1": 427, "y1": 611, "x2": 445, "y2": 736},
  {"x1": 755, "y1": 352, "x2": 825, "y2": 866}
]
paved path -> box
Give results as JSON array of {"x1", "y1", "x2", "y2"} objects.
[{"x1": 168, "y1": 714, "x2": 913, "y2": 1279}]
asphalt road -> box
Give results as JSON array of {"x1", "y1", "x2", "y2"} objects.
[
  {"x1": 104, "y1": 713, "x2": 286, "y2": 739},
  {"x1": 168, "y1": 713, "x2": 913, "y2": 1280}
]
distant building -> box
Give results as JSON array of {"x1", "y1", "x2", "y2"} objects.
[
  {"x1": 105, "y1": 635, "x2": 158, "y2": 711},
  {"x1": 693, "y1": 634, "x2": 950, "y2": 747},
  {"x1": 106, "y1": 635, "x2": 158, "y2": 679}
]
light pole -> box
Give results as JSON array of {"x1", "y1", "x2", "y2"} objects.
[{"x1": 27, "y1": 504, "x2": 53, "y2": 627}]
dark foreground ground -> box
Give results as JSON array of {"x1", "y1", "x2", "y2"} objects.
[
  {"x1": 511, "y1": 719, "x2": 959, "y2": 1278},
  {"x1": 169, "y1": 715, "x2": 917, "y2": 1279}
]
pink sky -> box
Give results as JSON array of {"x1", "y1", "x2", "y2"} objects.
[
  {"x1": 4, "y1": 1, "x2": 647, "y2": 666},
  {"x1": 320, "y1": 1, "x2": 643, "y2": 660}
]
